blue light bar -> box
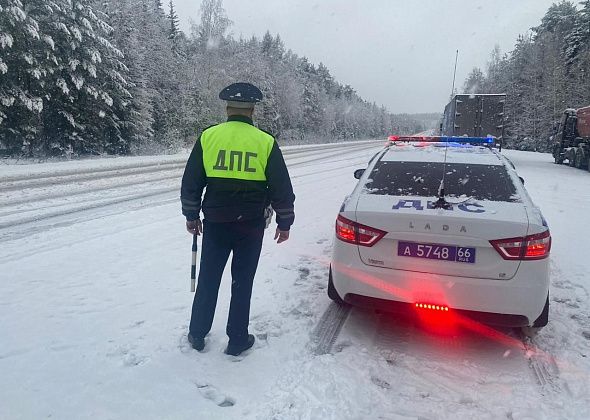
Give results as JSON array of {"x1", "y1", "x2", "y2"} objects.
[
  {"x1": 437, "y1": 136, "x2": 495, "y2": 144},
  {"x1": 431, "y1": 142, "x2": 474, "y2": 148}
]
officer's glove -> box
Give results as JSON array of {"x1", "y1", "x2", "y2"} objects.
[{"x1": 186, "y1": 219, "x2": 202, "y2": 235}]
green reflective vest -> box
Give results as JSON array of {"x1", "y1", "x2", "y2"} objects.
[{"x1": 201, "y1": 121, "x2": 274, "y2": 181}]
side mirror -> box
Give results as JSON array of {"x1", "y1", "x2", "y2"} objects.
[
  {"x1": 354, "y1": 169, "x2": 365, "y2": 179},
  {"x1": 519, "y1": 176, "x2": 525, "y2": 185}
]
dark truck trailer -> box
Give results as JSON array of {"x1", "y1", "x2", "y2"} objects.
[
  {"x1": 552, "y1": 106, "x2": 590, "y2": 171},
  {"x1": 441, "y1": 94, "x2": 505, "y2": 140}
]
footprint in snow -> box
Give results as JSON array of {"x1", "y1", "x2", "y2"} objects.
[
  {"x1": 371, "y1": 376, "x2": 391, "y2": 390},
  {"x1": 298, "y1": 267, "x2": 310, "y2": 279},
  {"x1": 122, "y1": 352, "x2": 147, "y2": 367},
  {"x1": 196, "y1": 383, "x2": 235, "y2": 407},
  {"x1": 106, "y1": 346, "x2": 148, "y2": 367},
  {"x1": 332, "y1": 340, "x2": 352, "y2": 353},
  {"x1": 178, "y1": 334, "x2": 193, "y2": 354}
]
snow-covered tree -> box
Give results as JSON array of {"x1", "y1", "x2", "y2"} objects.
[
  {"x1": 564, "y1": 0, "x2": 590, "y2": 65},
  {"x1": 463, "y1": 67, "x2": 485, "y2": 94},
  {"x1": 1, "y1": 0, "x2": 422, "y2": 156},
  {"x1": 458, "y1": 2, "x2": 590, "y2": 152},
  {"x1": 166, "y1": 0, "x2": 184, "y2": 55},
  {"x1": 195, "y1": 0, "x2": 231, "y2": 50},
  {"x1": 0, "y1": 0, "x2": 51, "y2": 154},
  {"x1": 0, "y1": 0, "x2": 133, "y2": 156},
  {"x1": 42, "y1": 0, "x2": 132, "y2": 155}
]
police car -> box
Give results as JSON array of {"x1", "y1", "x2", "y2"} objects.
[{"x1": 329, "y1": 136, "x2": 551, "y2": 330}]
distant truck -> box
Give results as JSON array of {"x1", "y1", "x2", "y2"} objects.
[
  {"x1": 552, "y1": 107, "x2": 590, "y2": 170},
  {"x1": 441, "y1": 94, "x2": 505, "y2": 141}
]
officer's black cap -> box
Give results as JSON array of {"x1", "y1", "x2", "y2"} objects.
[{"x1": 219, "y1": 83, "x2": 263, "y2": 104}]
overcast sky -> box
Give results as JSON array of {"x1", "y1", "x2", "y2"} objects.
[{"x1": 174, "y1": 0, "x2": 559, "y2": 114}]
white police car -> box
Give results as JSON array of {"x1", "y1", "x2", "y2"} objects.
[{"x1": 329, "y1": 137, "x2": 551, "y2": 330}]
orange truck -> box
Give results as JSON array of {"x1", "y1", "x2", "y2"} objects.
[{"x1": 552, "y1": 106, "x2": 590, "y2": 170}]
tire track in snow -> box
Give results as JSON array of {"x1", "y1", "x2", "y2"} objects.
[
  {"x1": 0, "y1": 141, "x2": 380, "y2": 187},
  {"x1": 518, "y1": 330, "x2": 571, "y2": 396},
  {"x1": 0, "y1": 162, "x2": 185, "y2": 193},
  {"x1": 370, "y1": 312, "x2": 483, "y2": 400},
  {"x1": 0, "y1": 187, "x2": 177, "y2": 231},
  {"x1": 0, "y1": 171, "x2": 181, "y2": 210},
  {"x1": 0, "y1": 143, "x2": 381, "y2": 238},
  {"x1": 368, "y1": 311, "x2": 572, "y2": 407},
  {"x1": 0, "y1": 193, "x2": 178, "y2": 261},
  {"x1": 310, "y1": 302, "x2": 351, "y2": 355}
]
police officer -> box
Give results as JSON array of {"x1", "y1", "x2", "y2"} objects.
[{"x1": 181, "y1": 82, "x2": 295, "y2": 356}]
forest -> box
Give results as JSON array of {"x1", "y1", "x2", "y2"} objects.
[
  {"x1": 0, "y1": 0, "x2": 423, "y2": 158},
  {"x1": 4, "y1": 1, "x2": 585, "y2": 157},
  {"x1": 462, "y1": 1, "x2": 590, "y2": 152}
]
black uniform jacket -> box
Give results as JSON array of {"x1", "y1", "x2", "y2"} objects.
[{"x1": 181, "y1": 116, "x2": 295, "y2": 231}]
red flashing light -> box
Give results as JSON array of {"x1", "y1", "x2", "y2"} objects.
[
  {"x1": 415, "y1": 303, "x2": 449, "y2": 312},
  {"x1": 335, "y1": 215, "x2": 387, "y2": 247},
  {"x1": 490, "y1": 230, "x2": 551, "y2": 261},
  {"x1": 389, "y1": 135, "x2": 437, "y2": 142}
]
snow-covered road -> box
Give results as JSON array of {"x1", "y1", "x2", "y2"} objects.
[{"x1": 0, "y1": 143, "x2": 588, "y2": 419}]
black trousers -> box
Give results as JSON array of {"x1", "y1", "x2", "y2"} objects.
[{"x1": 189, "y1": 218, "x2": 265, "y2": 345}]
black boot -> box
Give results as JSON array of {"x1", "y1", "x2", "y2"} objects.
[
  {"x1": 225, "y1": 334, "x2": 255, "y2": 356},
  {"x1": 188, "y1": 333, "x2": 205, "y2": 351}
]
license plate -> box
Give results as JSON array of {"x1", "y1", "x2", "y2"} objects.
[{"x1": 397, "y1": 241, "x2": 476, "y2": 264}]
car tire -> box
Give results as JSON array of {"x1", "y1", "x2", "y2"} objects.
[
  {"x1": 532, "y1": 294, "x2": 549, "y2": 328},
  {"x1": 553, "y1": 145, "x2": 563, "y2": 164},
  {"x1": 521, "y1": 326, "x2": 542, "y2": 338},
  {"x1": 568, "y1": 148, "x2": 577, "y2": 167},
  {"x1": 575, "y1": 148, "x2": 585, "y2": 169},
  {"x1": 327, "y1": 266, "x2": 346, "y2": 306}
]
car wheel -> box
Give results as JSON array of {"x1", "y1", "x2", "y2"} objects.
[
  {"x1": 327, "y1": 266, "x2": 346, "y2": 306},
  {"x1": 575, "y1": 148, "x2": 585, "y2": 169},
  {"x1": 553, "y1": 146, "x2": 563, "y2": 164},
  {"x1": 568, "y1": 149, "x2": 577, "y2": 167},
  {"x1": 521, "y1": 326, "x2": 542, "y2": 338}
]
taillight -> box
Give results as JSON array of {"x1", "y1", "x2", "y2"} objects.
[
  {"x1": 335, "y1": 216, "x2": 356, "y2": 243},
  {"x1": 335, "y1": 215, "x2": 386, "y2": 247},
  {"x1": 490, "y1": 230, "x2": 551, "y2": 261}
]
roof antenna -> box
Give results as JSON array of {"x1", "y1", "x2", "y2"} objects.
[
  {"x1": 450, "y1": 49, "x2": 459, "y2": 100},
  {"x1": 434, "y1": 49, "x2": 459, "y2": 210}
]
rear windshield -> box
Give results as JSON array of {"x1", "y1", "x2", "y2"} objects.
[{"x1": 364, "y1": 161, "x2": 519, "y2": 202}]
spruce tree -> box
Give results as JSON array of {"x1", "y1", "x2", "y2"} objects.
[{"x1": 0, "y1": 0, "x2": 52, "y2": 155}]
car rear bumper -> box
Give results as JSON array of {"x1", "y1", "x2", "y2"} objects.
[
  {"x1": 344, "y1": 293, "x2": 530, "y2": 327},
  {"x1": 332, "y1": 242, "x2": 550, "y2": 327}
]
